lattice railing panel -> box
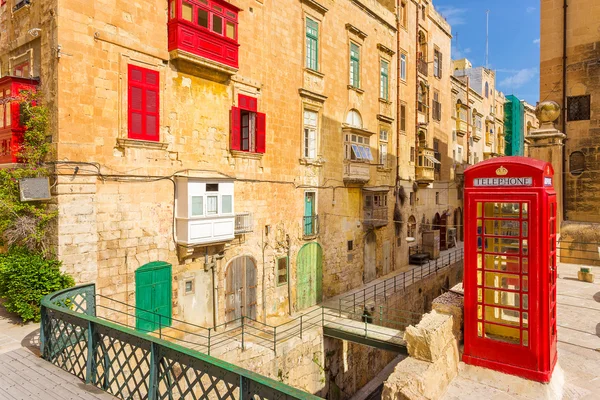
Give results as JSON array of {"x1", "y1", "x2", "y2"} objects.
[
  {"x1": 44, "y1": 309, "x2": 88, "y2": 381},
  {"x1": 94, "y1": 327, "x2": 152, "y2": 400},
  {"x1": 157, "y1": 348, "x2": 240, "y2": 400},
  {"x1": 51, "y1": 284, "x2": 95, "y2": 316}
]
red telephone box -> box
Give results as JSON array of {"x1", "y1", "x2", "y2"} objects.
[{"x1": 462, "y1": 156, "x2": 557, "y2": 383}]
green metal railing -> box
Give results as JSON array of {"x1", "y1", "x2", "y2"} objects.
[{"x1": 40, "y1": 284, "x2": 320, "y2": 400}]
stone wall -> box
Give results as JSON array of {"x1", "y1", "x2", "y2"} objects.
[{"x1": 540, "y1": 0, "x2": 600, "y2": 223}]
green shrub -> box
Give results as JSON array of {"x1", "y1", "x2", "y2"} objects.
[{"x1": 0, "y1": 247, "x2": 74, "y2": 322}]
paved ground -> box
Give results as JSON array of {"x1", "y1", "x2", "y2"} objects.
[
  {"x1": 443, "y1": 262, "x2": 600, "y2": 400},
  {"x1": 0, "y1": 300, "x2": 116, "y2": 399}
]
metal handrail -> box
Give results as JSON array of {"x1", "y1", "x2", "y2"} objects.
[{"x1": 41, "y1": 284, "x2": 319, "y2": 400}]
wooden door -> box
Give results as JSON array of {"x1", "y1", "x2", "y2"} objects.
[
  {"x1": 225, "y1": 256, "x2": 257, "y2": 323},
  {"x1": 363, "y1": 232, "x2": 377, "y2": 283},
  {"x1": 296, "y1": 243, "x2": 323, "y2": 310}
]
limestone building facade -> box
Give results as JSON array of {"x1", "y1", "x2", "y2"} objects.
[
  {"x1": 0, "y1": 0, "x2": 459, "y2": 330},
  {"x1": 540, "y1": 0, "x2": 600, "y2": 223}
]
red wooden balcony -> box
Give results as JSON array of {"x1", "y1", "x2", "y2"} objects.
[
  {"x1": 0, "y1": 76, "x2": 38, "y2": 164},
  {"x1": 168, "y1": 0, "x2": 240, "y2": 71}
]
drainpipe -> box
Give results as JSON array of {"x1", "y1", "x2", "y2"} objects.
[
  {"x1": 206, "y1": 248, "x2": 218, "y2": 329},
  {"x1": 287, "y1": 234, "x2": 292, "y2": 316},
  {"x1": 262, "y1": 230, "x2": 267, "y2": 322},
  {"x1": 466, "y1": 77, "x2": 470, "y2": 164},
  {"x1": 415, "y1": 3, "x2": 420, "y2": 168},
  {"x1": 561, "y1": 0, "x2": 568, "y2": 221},
  {"x1": 394, "y1": 0, "x2": 401, "y2": 271}
]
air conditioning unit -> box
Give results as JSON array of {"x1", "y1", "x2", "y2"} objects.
[{"x1": 19, "y1": 177, "x2": 51, "y2": 202}]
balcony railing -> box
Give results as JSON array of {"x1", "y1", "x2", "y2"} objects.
[
  {"x1": 235, "y1": 212, "x2": 253, "y2": 234},
  {"x1": 303, "y1": 215, "x2": 319, "y2": 237},
  {"x1": 417, "y1": 58, "x2": 428, "y2": 76},
  {"x1": 363, "y1": 206, "x2": 388, "y2": 228}
]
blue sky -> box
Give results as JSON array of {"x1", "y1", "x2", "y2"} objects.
[{"x1": 434, "y1": 0, "x2": 540, "y2": 104}]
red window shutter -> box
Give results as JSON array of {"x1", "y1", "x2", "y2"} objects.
[
  {"x1": 238, "y1": 94, "x2": 257, "y2": 111},
  {"x1": 230, "y1": 107, "x2": 241, "y2": 151},
  {"x1": 128, "y1": 65, "x2": 160, "y2": 141},
  {"x1": 255, "y1": 112, "x2": 266, "y2": 153}
]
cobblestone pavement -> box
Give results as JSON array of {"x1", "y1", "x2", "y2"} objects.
[{"x1": 443, "y1": 262, "x2": 600, "y2": 400}]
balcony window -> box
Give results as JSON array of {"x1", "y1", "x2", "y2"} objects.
[
  {"x1": 345, "y1": 134, "x2": 372, "y2": 161},
  {"x1": 363, "y1": 190, "x2": 389, "y2": 228},
  {"x1": 168, "y1": 0, "x2": 240, "y2": 69},
  {"x1": 175, "y1": 177, "x2": 236, "y2": 246}
]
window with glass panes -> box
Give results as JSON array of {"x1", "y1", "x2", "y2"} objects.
[
  {"x1": 306, "y1": 18, "x2": 319, "y2": 70},
  {"x1": 400, "y1": 53, "x2": 407, "y2": 81},
  {"x1": 190, "y1": 183, "x2": 233, "y2": 218},
  {"x1": 475, "y1": 202, "x2": 530, "y2": 346},
  {"x1": 303, "y1": 110, "x2": 317, "y2": 159},
  {"x1": 548, "y1": 198, "x2": 557, "y2": 344},
  {"x1": 379, "y1": 128, "x2": 388, "y2": 166},
  {"x1": 380, "y1": 60, "x2": 389, "y2": 100},
  {"x1": 350, "y1": 43, "x2": 360, "y2": 88},
  {"x1": 345, "y1": 133, "x2": 372, "y2": 161}
]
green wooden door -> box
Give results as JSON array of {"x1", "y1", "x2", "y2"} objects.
[
  {"x1": 135, "y1": 261, "x2": 172, "y2": 332},
  {"x1": 296, "y1": 243, "x2": 323, "y2": 310}
]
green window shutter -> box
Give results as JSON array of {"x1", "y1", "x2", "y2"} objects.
[
  {"x1": 350, "y1": 43, "x2": 360, "y2": 87},
  {"x1": 306, "y1": 18, "x2": 319, "y2": 70},
  {"x1": 380, "y1": 60, "x2": 389, "y2": 100}
]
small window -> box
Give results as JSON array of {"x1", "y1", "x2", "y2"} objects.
[
  {"x1": 567, "y1": 95, "x2": 591, "y2": 121},
  {"x1": 184, "y1": 279, "x2": 195, "y2": 295},
  {"x1": 400, "y1": 1, "x2": 407, "y2": 28},
  {"x1": 410, "y1": 192, "x2": 414, "y2": 206},
  {"x1": 277, "y1": 257, "x2": 288, "y2": 286},
  {"x1": 410, "y1": 146, "x2": 415, "y2": 163},
  {"x1": 222, "y1": 195, "x2": 233, "y2": 214},
  {"x1": 350, "y1": 42, "x2": 360, "y2": 88},
  {"x1": 206, "y1": 183, "x2": 219, "y2": 191},
  {"x1": 191, "y1": 196, "x2": 204, "y2": 216},
  {"x1": 182, "y1": 2, "x2": 193, "y2": 22},
  {"x1": 380, "y1": 59, "x2": 389, "y2": 100},
  {"x1": 400, "y1": 104, "x2": 406, "y2": 132},
  {"x1": 485, "y1": 82, "x2": 489, "y2": 98},
  {"x1": 207, "y1": 196, "x2": 218, "y2": 215},
  {"x1": 306, "y1": 18, "x2": 319, "y2": 70},
  {"x1": 303, "y1": 110, "x2": 318, "y2": 159},
  {"x1": 347, "y1": 240, "x2": 354, "y2": 251},
  {"x1": 226, "y1": 21, "x2": 236, "y2": 39},
  {"x1": 198, "y1": 9, "x2": 209, "y2": 28},
  {"x1": 435, "y1": 192, "x2": 439, "y2": 205},
  {"x1": 212, "y1": 14, "x2": 223, "y2": 34},
  {"x1": 400, "y1": 53, "x2": 407, "y2": 81}
]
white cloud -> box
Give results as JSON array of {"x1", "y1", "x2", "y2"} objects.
[
  {"x1": 452, "y1": 46, "x2": 472, "y2": 60},
  {"x1": 533, "y1": 38, "x2": 540, "y2": 45},
  {"x1": 526, "y1": 7, "x2": 536, "y2": 13},
  {"x1": 437, "y1": 5, "x2": 468, "y2": 26},
  {"x1": 499, "y1": 68, "x2": 539, "y2": 89}
]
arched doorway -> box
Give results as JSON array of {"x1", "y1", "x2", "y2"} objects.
[
  {"x1": 225, "y1": 256, "x2": 257, "y2": 322},
  {"x1": 296, "y1": 243, "x2": 323, "y2": 310},
  {"x1": 433, "y1": 213, "x2": 441, "y2": 231},
  {"x1": 364, "y1": 231, "x2": 377, "y2": 283},
  {"x1": 135, "y1": 261, "x2": 172, "y2": 332}
]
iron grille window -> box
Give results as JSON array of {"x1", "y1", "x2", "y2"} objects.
[{"x1": 567, "y1": 95, "x2": 591, "y2": 121}]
